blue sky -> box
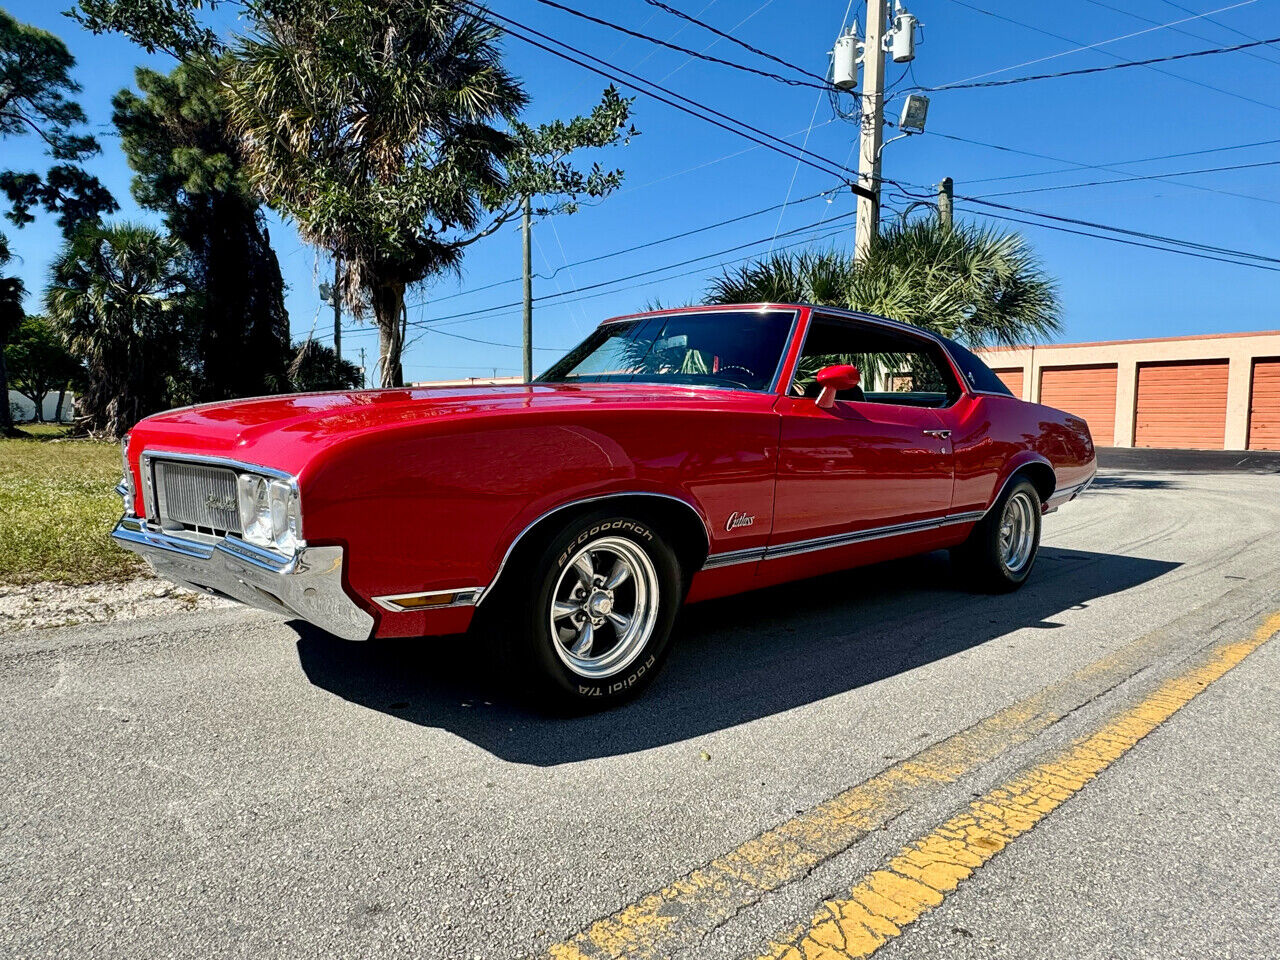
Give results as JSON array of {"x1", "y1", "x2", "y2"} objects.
[{"x1": 5, "y1": 0, "x2": 1280, "y2": 381}]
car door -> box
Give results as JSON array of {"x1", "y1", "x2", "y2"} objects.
[{"x1": 769, "y1": 314, "x2": 957, "y2": 555}]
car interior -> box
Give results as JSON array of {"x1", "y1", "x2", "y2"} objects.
[{"x1": 791, "y1": 316, "x2": 962, "y2": 408}]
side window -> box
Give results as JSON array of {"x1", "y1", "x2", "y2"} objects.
[
  {"x1": 942, "y1": 337, "x2": 1014, "y2": 396},
  {"x1": 791, "y1": 317, "x2": 962, "y2": 408}
]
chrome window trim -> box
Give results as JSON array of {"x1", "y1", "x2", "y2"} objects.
[
  {"x1": 477, "y1": 491, "x2": 711, "y2": 607},
  {"x1": 783, "y1": 309, "x2": 968, "y2": 406},
  {"x1": 541, "y1": 307, "x2": 801, "y2": 398},
  {"x1": 373, "y1": 587, "x2": 485, "y2": 612}
]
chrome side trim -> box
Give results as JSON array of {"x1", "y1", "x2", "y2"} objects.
[
  {"x1": 477, "y1": 491, "x2": 711, "y2": 606},
  {"x1": 699, "y1": 463, "x2": 1068, "y2": 571},
  {"x1": 701, "y1": 546, "x2": 768, "y2": 570},
  {"x1": 372, "y1": 587, "x2": 486, "y2": 612},
  {"x1": 1044, "y1": 473, "x2": 1094, "y2": 510},
  {"x1": 702, "y1": 510, "x2": 983, "y2": 569}
]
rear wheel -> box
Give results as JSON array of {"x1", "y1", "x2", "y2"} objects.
[
  {"x1": 951, "y1": 478, "x2": 1042, "y2": 592},
  {"x1": 491, "y1": 511, "x2": 683, "y2": 710}
]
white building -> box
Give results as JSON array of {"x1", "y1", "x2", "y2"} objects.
[{"x1": 7, "y1": 390, "x2": 75, "y2": 424}]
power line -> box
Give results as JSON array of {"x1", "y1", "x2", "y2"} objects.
[
  {"x1": 1153, "y1": 0, "x2": 1280, "y2": 64},
  {"x1": 527, "y1": 0, "x2": 830, "y2": 90},
  {"x1": 398, "y1": 210, "x2": 856, "y2": 324},
  {"x1": 972, "y1": 159, "x2": 1280, "y2": 199},
  {"x1": 953, "y1": 205, "x2": 1280, "y2": 274},
  {"x1": 641, "y1": 0, "x2": 829, "y2": 85},
  {"x1": 937, "y1": 0, "x2": 1280, "y2": 112},
  {"x1": 925, "y1": 129, "x2": 1280, "y2": 206},
  {"x1": 958, "y1": 135, "x2": 1280, "y2": 185},
  {"x1": 937, "y1": 0, "x2": 1261, "y2": 86},
  {"x1": 1079, "y1": 0, "x2": 1280, "y2": 70},
  {"x1": 453, "y1": 1, "x2": 871, "y2": 195},
  {"x1": 885, "y1": 181, "x2": 1280, "y2": 268},
  {"x1": 405, "y1": 187, "x2": 839, "y2": 310},
  {"x1": 340, "y1": 217, "x2": 856, "y2": 341},
  {"x1": 914, "y1": 33, "x2": 1280, "y2": 91}
]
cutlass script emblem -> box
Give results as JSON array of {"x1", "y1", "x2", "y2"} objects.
[
  {"x1": 205, "y1": 494, "x2": 237, "y2": 512},
  {"x1": 725, "y1": 512, "x2": 755, "y2": 532}
]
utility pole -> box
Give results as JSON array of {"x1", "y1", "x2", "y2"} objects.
[
  {"x1": 521, "y1": 196, "x2": 533, "y2": 384},
  {"x1": 332, "y1": 260, "x2": 342, "y2": 361},
  {"x1": 359, "y1": 347, "x2": 367, "y2": 389},
  {"x1": 938, "y1": 177, "x2": 954, "y2": 228},
  {"x1": 854, "y1": 0, "x2": 888, "y2": 263}
]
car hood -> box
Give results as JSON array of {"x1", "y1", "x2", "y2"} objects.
[{"x1": 127, "y1": 382, "x2": 753, "y2": 476}]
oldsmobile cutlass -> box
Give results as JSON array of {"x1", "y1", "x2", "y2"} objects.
[{"x1": 114, "y1": 304, "x2": 1095, "y2": 707}]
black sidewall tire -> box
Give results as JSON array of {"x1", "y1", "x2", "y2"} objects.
[
  {"x1": 956, "y1": 478, "x2": 1042, "y2": 593},
  {"x1": 516, "y1": 512, "x2": 682, "y2": 710}
]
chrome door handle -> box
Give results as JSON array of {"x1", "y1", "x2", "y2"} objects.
[{"x1": 923, "y1": 429, "x2": 952, "y2": 438}]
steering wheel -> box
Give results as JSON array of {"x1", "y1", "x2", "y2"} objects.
[{"x1": 715, "y1": 363, "x2": 756, "y2": 388}]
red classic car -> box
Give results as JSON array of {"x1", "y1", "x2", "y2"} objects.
[{"x1": 114, "y1": 304, "x2": 1095, "y2": 706}]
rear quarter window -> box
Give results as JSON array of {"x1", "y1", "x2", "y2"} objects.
[{"x1": 943, "y1": 338, "x2": 1015, "y2": 397}]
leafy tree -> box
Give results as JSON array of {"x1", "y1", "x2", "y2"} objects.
[
  {"x1": 222, "y1": 0, "x2": 634, "y2": 387},
  {"x1": 73, "y1": 0, "x2": 635, "y2": 387},
  {"x1": 112, "y1": 58, "x2": 292, "y2": 402},
  {"x1": 288, "y1": 339, "x2": 363, "y2": 392},
  {"x1": 0, "y1": 232, "x2": 23, "y2": 435},
  {"x1": 45, "y1": 223, "x2": 190, "y2": 437},
  {"x1": 4, "y1": 314, "x2": 84, "y2": 422},
  {"x1": 707, "y1": 219, "x2": 1061, "y2": 347},
  {"x1": 0, "y1": 10, "x2": 116, "y2": 235}
]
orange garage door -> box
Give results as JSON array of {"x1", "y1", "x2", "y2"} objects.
[
  {"x1": 1135, "y1": 360, "x2": 1229, "y2": 449},
  {"x1": 992, "y1": 368, "x2": 1023, "y2": 398},
  {"x1": 1249, "y1": 358, "x2": 1280, "y2": 450},
  {"x1": 1038, "y1": 365, "x2": 1118, "y2": 446}
]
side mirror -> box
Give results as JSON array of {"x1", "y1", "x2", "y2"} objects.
[{"x1": 814, "y1": 363, "x2": 860, "y2": 409}]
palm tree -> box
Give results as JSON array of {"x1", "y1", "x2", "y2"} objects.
[
  {"x1": 0, "y1": 233, "x2": 25, "y2": 436},
  {"x1": 223, "y1": 0, "x2": 632, "y2": 388},
  {"x1": 706, "y1": 218, "x2": 1061, "y2": 347},
  {"x1": 44, "y1": 223, "x2": 189, "y2": 437}
]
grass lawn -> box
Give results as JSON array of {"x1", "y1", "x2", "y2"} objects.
[{"x1": 0, "y1": 425, "x2": 144, "y2": 585}]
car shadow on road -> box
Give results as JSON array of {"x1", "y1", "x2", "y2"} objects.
[
  {"x1": 293, "y1": 547, "x2": 1178, "y2": 766},
  {"x1": 1087, "y1": 476, "x2": 1179, "y2": 491}
]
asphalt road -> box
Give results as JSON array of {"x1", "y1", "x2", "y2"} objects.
[{"x1": 2, "y1": 465, "x2": 1278, "y2": 960}]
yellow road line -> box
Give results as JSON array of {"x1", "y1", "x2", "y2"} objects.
[
  {"x1": 540, "y1": 590, "x2": 1259, "y2": 960},
  {"x1": 751, "y1": 610, "x2": 1280, "y2": 960}
]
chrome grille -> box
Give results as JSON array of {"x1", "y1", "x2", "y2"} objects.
[{"x1": 154, "y1": 460, "x2": 242, "y2": 534}]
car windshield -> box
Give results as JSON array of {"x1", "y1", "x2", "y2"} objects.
[{"x1": 538, "y1": 309, "x2": 796, "y2": 391}]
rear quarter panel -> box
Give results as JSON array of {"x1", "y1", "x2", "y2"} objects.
[
  {"x1": 948, "y1": 393, "x2": 1096, "y2": 515},
  {"x1": 299, "y1": 396, "x2": 781, "y2": 638}
]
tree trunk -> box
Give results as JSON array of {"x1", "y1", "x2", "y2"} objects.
[
  {"x1": 0, "y1": 350, "x2": 12, "y2": 435},
  {"x1": 373, "y1": 283, "x2": 406, "y2": 388},
  {"x1": 55, "y1": 386, "x2": 67, "y2": 423}
]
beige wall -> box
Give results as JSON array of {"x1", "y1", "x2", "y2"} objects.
[{"x1": 978, "y1": 331, "x2": 1280, "y2": 450}]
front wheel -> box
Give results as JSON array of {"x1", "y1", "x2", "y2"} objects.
[
  {"x1": 951, "y1": 478, "x2": 1042, "y2": 592},
  {"x1": 497, "y1": 512, "x2": 683, "y2": 710}
]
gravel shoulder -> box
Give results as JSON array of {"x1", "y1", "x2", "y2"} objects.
[{"x1": 0, "y1": 576, "x2": 229, "y2": 634}]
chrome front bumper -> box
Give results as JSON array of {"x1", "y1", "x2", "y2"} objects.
[{"x1": 111, "y1": 517, "x2": 374, "y2": 641}]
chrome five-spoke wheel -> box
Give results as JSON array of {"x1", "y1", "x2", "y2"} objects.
[
  {"x1": 549, "y1": 536, "x2": 660, "y2": 679},
  {"x1": 999, "y1": 489, "x2": 1037, "y2": 574}
]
